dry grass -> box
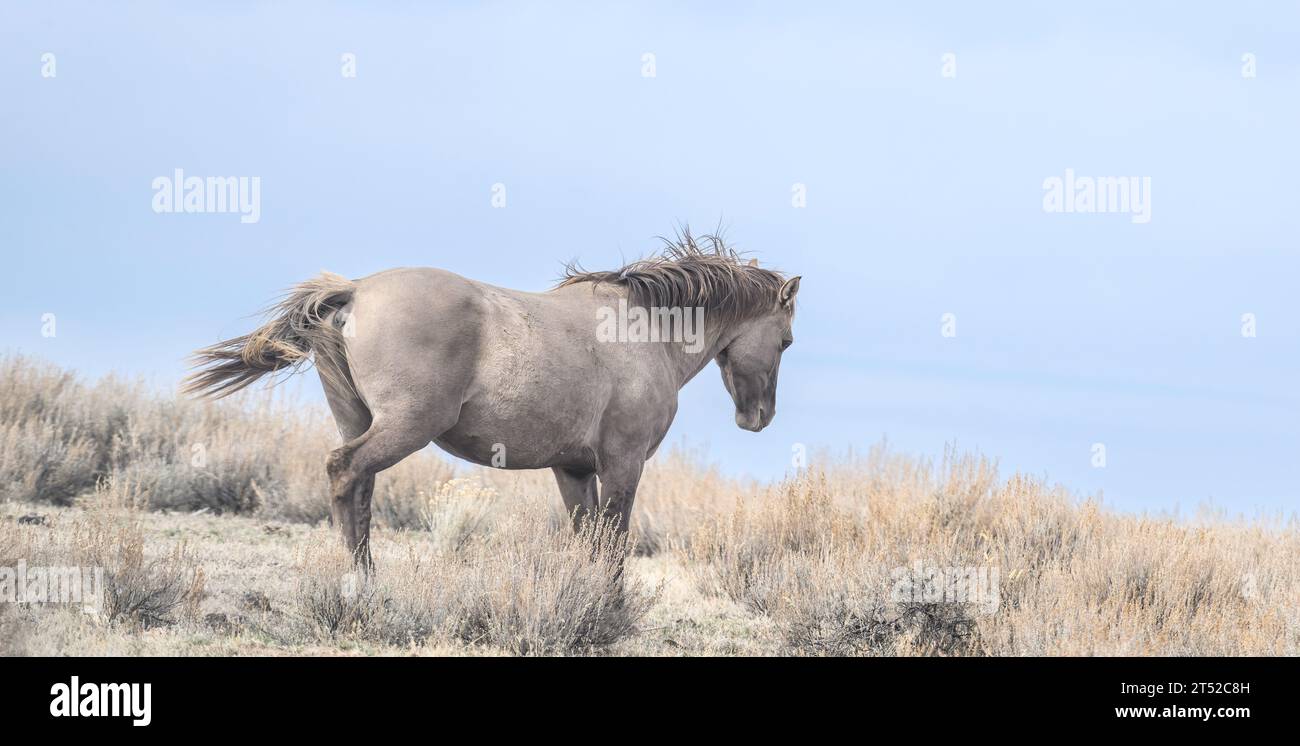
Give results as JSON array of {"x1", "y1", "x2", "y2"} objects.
[
  {"x1": 681, "y1": 449, "x2": 1300, "y2": 655},
  {"x1": 1, "y1": 354, "x2": 1297, "y2": 656},
  {"x1": 0, "y1": 477, "x2": 203, "y2": 654},
  {"x1": 286, "y1": 501, "x2": 653, "y2": 654}
]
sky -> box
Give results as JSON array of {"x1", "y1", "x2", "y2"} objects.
[{"x1": 1, "y1": 1, "x2": 1297, "y2": 517}]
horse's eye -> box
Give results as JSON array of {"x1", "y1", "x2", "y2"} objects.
[{"x1": 780, "y1": 339, "x2": 793, "y2": 351}]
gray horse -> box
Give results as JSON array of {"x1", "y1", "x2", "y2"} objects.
[{"x1": 184, "y1": 233, "x2": 800, "y2": 566}]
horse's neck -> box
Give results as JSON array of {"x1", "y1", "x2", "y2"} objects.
[
  {"x1": 662, "y1": 320, "x2": 735, "y2": 389},
  {"x1": 570, "y1": 283, "x2": 736, "y2": 388}
]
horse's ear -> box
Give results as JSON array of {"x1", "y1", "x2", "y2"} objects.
[
  {"x1": 779, "y1": 276, "x2": 801, "y2": 308},
  {"x1": 747, "y1": 258, "x2": 759, "y2": 268}
]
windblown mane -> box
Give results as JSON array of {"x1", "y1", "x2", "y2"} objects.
[{"x1": 557, "y1": 229, "x2": 787, "y2": 324}]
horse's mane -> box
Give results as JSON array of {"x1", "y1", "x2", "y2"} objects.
[{"x1": 557, "y1": 228, "x2": 788, "y2": 324}]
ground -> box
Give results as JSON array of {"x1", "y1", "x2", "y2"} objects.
[
  {"x1": 2, "y1": 356, "x2": 1297, "y2": 656},
  {"x1": 0, "y1": 498, "x2": 784, "y2": 657}
]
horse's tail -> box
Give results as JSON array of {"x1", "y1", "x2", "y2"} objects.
[{"x1": 182, "y1": 272, "x2": 357, "y2": 399}]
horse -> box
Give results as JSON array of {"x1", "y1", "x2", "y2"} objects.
[{"x1": 183, "y1": 232, "x2": 800, "y2": 567}]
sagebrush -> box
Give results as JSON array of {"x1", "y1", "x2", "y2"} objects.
[{"x1": 2, "y1": 355, "x2": 1296, "y2": 656}]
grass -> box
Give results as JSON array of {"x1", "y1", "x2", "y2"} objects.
[{"x1": 1, "y1": 354, "x2": 1297, "y2": 656}]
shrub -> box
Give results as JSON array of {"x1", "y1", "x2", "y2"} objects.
[
  {"x1": 0, "y1": 420, "x2": 98, "y2": 504},
  {"x1": 290, "y1": 499, "x2": 654, "y2": 654},
  {"x1": 69, "y1": 478, "x2": 204, "y2": 628}
]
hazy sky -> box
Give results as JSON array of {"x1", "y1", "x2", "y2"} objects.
[{"x1": 2, "y1": 2, "x2": 1297, "y2": 516}]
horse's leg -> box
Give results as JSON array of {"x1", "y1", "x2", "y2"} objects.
[
  {"x1": 350, "y1": 473, "x2": 376, "y2": 565},
  {"x1": 326, "y1": 418, "x2": 433, "y2": 569},
  {"x1": 320, "y1": 371, "x2": 373, "y2": 565},
  {"x1": 552, "y1": 467, "x2": 597, "y2": 531},
  {"x1": 325, "y1": 432, "x2": 370, "y2": 566},
  {"x1": 589, "y1": 459, "x2": 645, "y2": 588},
  {"x1": 595, "y1": 459, "x2": 645, "y2": 533}
]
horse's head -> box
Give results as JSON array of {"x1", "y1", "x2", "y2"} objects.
[{"x1": 716, "y1": 275, "x2": 800, "y2": 432}]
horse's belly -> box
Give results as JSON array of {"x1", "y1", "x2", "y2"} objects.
[
  {"x1": 434, "y1": 312, "x2": 607, "y2": 470},
  {"x1": 432, "y1": 413, "x2": 595, "y2": 471}
]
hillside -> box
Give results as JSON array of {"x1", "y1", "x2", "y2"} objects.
[{"x1": 2, "y1": 356, "x2": 1296, "y2": 656}]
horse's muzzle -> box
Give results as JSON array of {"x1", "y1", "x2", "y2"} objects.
[{"x1": 735, "y1": 405, "x2": 769, "y2": 432}]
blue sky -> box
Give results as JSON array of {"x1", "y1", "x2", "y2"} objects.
[{"x1": 1, "y1": 2, "x2": 1297, "y2": 516}]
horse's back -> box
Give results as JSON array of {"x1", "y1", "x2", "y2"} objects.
[{"x1": 342, "y1": 266, "x2": 611, "y2": 469}]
